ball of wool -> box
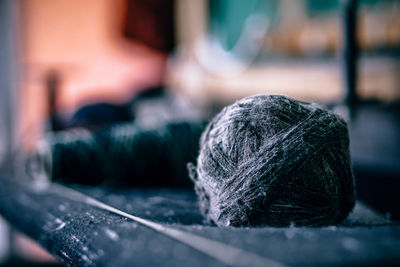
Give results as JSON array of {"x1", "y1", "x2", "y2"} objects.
[{"x1": 188, "y1": 94, "x2": 355, "y2": 227}]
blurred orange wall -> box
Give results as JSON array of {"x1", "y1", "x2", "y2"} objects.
[{"x1": 18, "y1": 0, "x2": 166, "y2": 146}]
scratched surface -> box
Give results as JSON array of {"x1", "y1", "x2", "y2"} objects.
[{"x1": 0, "y1": 177, "x2": 400, "y2": 266}]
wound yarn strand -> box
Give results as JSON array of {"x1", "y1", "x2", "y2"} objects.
[{"x1": 189, "y1": 94, "x2": 355, "y2": 227}]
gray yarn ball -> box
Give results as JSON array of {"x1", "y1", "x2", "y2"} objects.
[{"x1": 188, "y1": 94, "x2": 355, "y2": 227}]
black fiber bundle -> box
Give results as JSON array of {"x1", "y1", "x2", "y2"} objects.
[
  {"x1": 188, "y1": 95, "x2": 355, "y2": 227},
  {"x1": 36, "y1": 121, "x2": 205, "y2": 187}
]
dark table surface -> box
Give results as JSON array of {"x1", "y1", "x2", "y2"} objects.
[{"x1": 0, "y1": 177, "x2": 399, "y2": 267}]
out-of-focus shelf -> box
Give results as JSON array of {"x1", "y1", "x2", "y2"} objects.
[{"x1": 167, "y1": 54, "x2": 400, "y2": 105}]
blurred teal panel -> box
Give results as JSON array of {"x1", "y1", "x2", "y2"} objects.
[
  {"x1": 209, "y1": 0, "x2": 398, "y2": 51},
  {"x1": 209, "y1": 0, "x2": 278, "y2": 50},
  {"x1": 306, "y1": 0, "x2": 397, "y2": 15},
  {"x1": 306, "y1": 0, "x2": 338, "y2": 15}
]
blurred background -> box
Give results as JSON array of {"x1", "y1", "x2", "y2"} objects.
[{"x1": 0, "y1": 0, "x2": 399, "y2": 265}]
